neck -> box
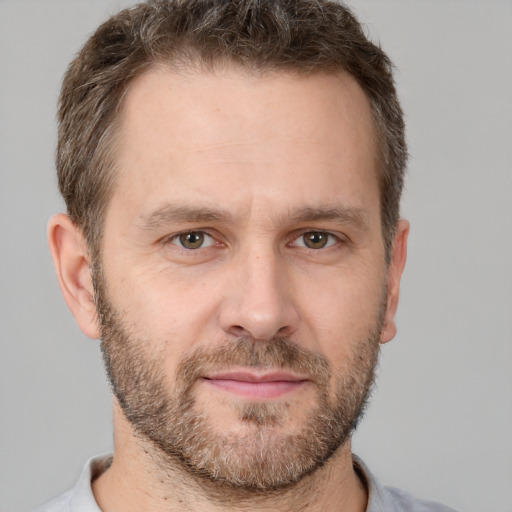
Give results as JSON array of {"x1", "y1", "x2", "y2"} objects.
[{"x1": 92, "y1": 408, "x2": 368, "y2": 512}]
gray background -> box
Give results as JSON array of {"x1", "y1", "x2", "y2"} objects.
[{"x1": 1, "y1": 1, "x2": 511, "y2": 511}]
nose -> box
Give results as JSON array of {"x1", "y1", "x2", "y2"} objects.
[{"x1": 218, "y1": 248, "x2": 300, "y2": 341}]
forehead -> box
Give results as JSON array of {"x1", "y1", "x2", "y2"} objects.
[{"x1": 109, "y1": 66, "x2": 380, "y2": 223}]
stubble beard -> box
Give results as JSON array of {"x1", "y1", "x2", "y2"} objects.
[{"x1": 93, "y1": 265, "x2": 382, "y2": 493}]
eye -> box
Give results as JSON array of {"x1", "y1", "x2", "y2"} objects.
[
  {"x1": 292, "y1": 231, "x2": 338, "y2": 250},
  {"x1": 170, "y1": 231, "x2": 215, "y2": 250}
]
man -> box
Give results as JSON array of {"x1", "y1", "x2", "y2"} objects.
[{"x1": 38, "y1": 0, "x2": 456, "y2": 510}]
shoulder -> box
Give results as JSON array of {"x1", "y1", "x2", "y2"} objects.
[
  {"x1": 32, "y1": 490, "x2": 72, "y2": 512},
  {"x1": 32, "y1": 454, "x2": 111, "y2": 512},
  {"x1": 383, "y1": 485, "x2": 458, "y2": 512},
  {"x1": 353, "y1": 455, "x2": 458, "y2": 512}
]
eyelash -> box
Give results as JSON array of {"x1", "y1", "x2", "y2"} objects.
[
  {"x1": 167, "y1": 231, "x2": 217, "y2": 250},
  {"x1": 165, "y1": 230, "x2": 342, "y2": 251},
  {"x1": 290, "y1": 230, "x2": 340, "y2": 249}
]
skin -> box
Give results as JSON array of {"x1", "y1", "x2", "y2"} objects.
[{"x1": 48, "y1": 67, "x2": 409, "y2": 512}]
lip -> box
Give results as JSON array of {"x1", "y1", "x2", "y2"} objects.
[{"x1": 202, "y1": 371, "x2": 309, "y2": 399}]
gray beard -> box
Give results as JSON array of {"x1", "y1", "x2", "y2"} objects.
[{"x1": 94, "y1": 268, "x2": 382, "y2": 494}]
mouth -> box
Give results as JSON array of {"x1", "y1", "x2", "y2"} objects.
[{"x1": 202, "y1": 371, "x2": 310, "y2": 399}]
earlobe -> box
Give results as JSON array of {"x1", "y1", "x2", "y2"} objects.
[
  {"x1": 380, "y1": 219, "x2": 409, "y2": 344},
  {"x1": 47, "y1": 213, "x2": 100, "y2": 339}
]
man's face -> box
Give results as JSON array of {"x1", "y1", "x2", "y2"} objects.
[{"x1": 94, "y1": 67, "x2": 398, "y2": 490}]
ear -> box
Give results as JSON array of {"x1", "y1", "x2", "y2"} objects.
[
  {"x1": 380, "y1": 219, "x2": 409, "y2": 344},
  {"x1": 47, "y1": 213, "x2": 100, "y2": 339}
]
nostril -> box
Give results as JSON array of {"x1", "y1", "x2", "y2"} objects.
[
  {"x1": 230, "y1": 325, "x2": 248, "y2": 336},
  {"x1": 277, "y1": 325, "x2": 292, "y2": 337}
]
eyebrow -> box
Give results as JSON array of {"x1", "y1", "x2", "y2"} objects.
[
  {"x1": 139, "y1": 204, "x2": 235, "y2": 231},
  {"x1": 288, "y1": 206, "x2": 369, "y2": 230},
  {"x1": 139, "y1": 203, "x2": 369, "y2": 231}
]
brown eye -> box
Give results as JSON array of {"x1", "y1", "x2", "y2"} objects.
[
  {"x1": 175, "y1": 231, "x2": 207, "y2": 249},
  {"x1": 303, "y1": 232, "x2": 330, "y2": 249}
]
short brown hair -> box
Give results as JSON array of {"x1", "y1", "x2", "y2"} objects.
[{"x1": 57, "y1": 0, "x2": 407, "y2": 261}]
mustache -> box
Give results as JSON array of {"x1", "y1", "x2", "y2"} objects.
[{"x1": 175, "y1": 337, "x2": 331, "y2": 392}]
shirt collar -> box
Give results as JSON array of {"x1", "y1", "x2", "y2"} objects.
[{"x1": 70, "y1": 453, "x2": 396, "y2": 512}]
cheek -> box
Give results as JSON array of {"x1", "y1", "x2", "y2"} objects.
[
  {"x1": 106, "y1": 265, "x2": 222, "y2": 350},
  {"x1": 296, "y1": 263, "x2": 385, "y2": 361}
]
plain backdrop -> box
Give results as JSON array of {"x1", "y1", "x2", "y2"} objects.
[{"x1": 1, "y1": 1, "x2": 511, "y2": 511}]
